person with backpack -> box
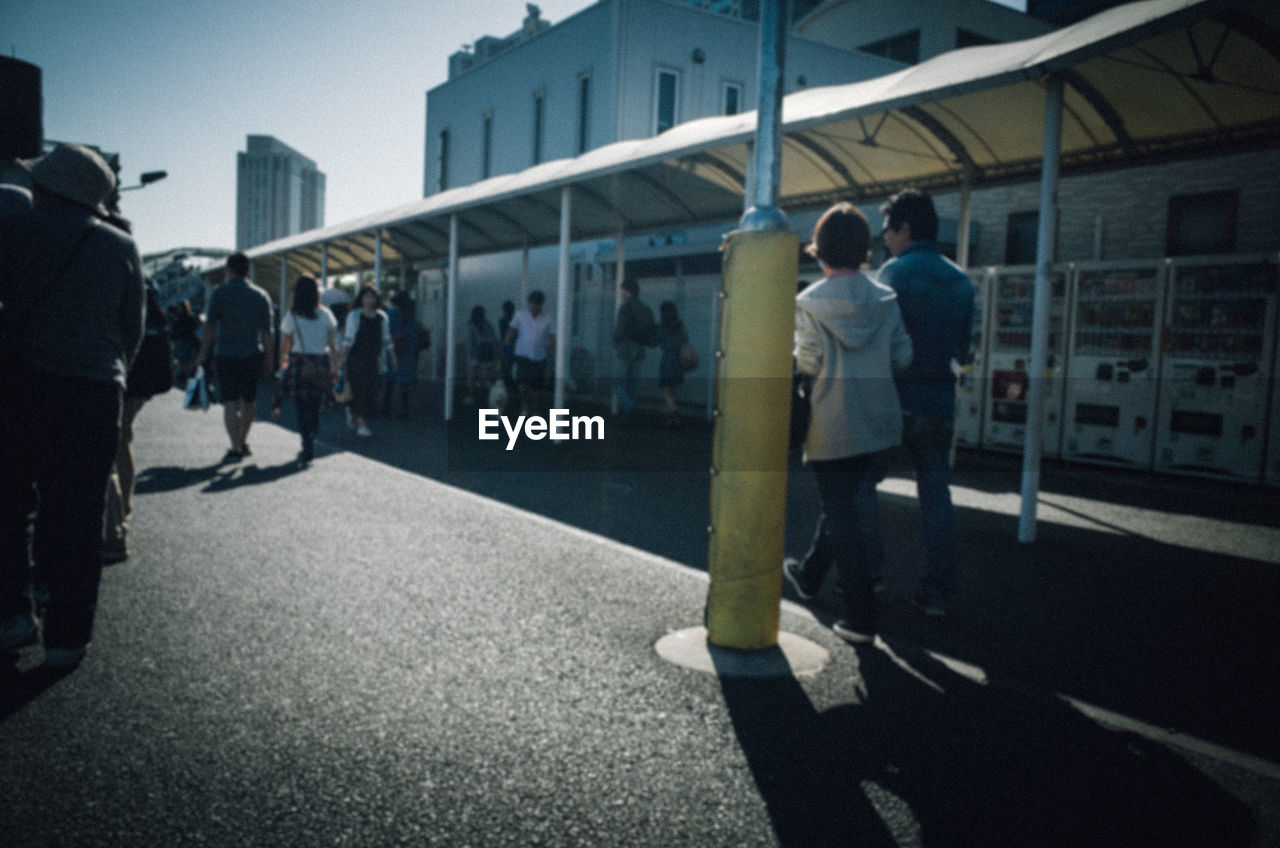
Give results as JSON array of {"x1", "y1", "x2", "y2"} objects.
[
  {"x1": 611, "y1": 277, "x2": 656, "y2": 425},
  {"x1": 103, "y1": 277, "x2": 173, "y2": 565},
  {"x1": 0, "y1": 144, "x2": 145, "y2": 669},
  {"x1": 381, "y1": 290, "x2": 419, "y2": 419}
]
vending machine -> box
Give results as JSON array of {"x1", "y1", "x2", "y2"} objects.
[
  {"x1": 953, "y1": 267, "x2": 991, "y2": 449},
  {"x1": 1062, "y1": 261, "x2": 1166, "y2": 469},
  {"x1": 1154, "y1": 254, "x2": 1278, "y2": 482},
  {"x1": 982, "y1": 265, "x2": 1070, "y2": 457}
]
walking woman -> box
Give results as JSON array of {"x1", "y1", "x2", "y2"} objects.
[
  {"x1": 275, "y1": 275, "x2": 338, "y2": 463},
  {"x1": 466, "y1": 304, "x2": 499, "y2": 404},
  {"x1": 656, "y1": 300, "x2": 688, "y2": 427},
  {"x1": 338, "y1": 284, "x2": 397, "y2": 438},
  {"x1": 783, "y1": 202, "x2": 912, "y2": 644}
]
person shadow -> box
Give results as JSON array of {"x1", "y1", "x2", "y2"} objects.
[
  {"x1": 714, "y1": 637, "x2": 1256, "y2": 847},
  {"x1": 133, "y1": 463, "x2": 224, "y2": 495},
  {"x1": 133, "y1": 459, "x2": 305, "y2": 496},
  {"x1": 200, "y1": 459, "x2": 307, "y2": 493},
  {"x1": 0, "y1": 663, "x2": 77, "y2": 722}
]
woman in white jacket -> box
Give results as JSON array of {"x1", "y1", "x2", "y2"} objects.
[
  {"x1": 337, "y1": 284, "x2": 397, "y2": 437},
  {"x1": 784, "y1": 202, "x2": 912, "y2": 645}
]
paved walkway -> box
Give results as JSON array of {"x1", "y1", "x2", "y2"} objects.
[{"x1": 2, "y1": 387, "x2": 1277, "y2": 846}]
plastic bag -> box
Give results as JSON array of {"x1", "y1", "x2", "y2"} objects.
[{"x1": 184, "y1": 365, "x2": 210, "y2": 411}]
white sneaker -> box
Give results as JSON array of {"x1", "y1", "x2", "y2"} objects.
[{"x1": 357, "y1": 424, "x2": 373, "y2": 437}]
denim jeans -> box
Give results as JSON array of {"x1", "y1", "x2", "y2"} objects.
[
  {"x1": 0, "y1": 370, "x2": 121, "y2": 648},
  {"x1": 805, "y1": 449, "x2": 892, "y2": 627},
  {"x1": 902, "y1": 411, "x2": 958, "y2": 602}
]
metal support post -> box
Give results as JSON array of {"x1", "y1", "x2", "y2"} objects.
[
  {"x1": 444, "y1": 215, "x2": 459, "y2": 422},
  {"x1": 374, "y1": 230, "x2": 383, "y2": 291},
  {"x1": 1018, "y1": 74, "x2": 1064, "y2": 544},
  {"x1": 956, "y1": 175, "x2": 972, "y2": 268},
  {"x1": 610, "y1": 231, "x2": 626, "y2": 416},
  {"x1": 554, "y1": 187, "x2": 572, "y2": 416}
]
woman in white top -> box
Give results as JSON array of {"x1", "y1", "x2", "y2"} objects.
[
  {"x1": 337, "y1": 284, "x2": 397, "y2": 437},
  {"x1": 275, "y1": 275, "x2": 338, "y2": 463}
]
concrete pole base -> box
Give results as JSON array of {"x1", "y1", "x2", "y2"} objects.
[{"x1": 655, "y1": 627, "x2": 829, "y2": 679}]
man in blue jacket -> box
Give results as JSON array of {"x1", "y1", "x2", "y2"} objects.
[{"x1": 878, "y1": 189, "x2": 975, "y2": 618}]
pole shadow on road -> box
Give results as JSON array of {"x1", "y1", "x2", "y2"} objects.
[{"x1": 715, "y1": 639, "x2": 1256, "y2": 847}]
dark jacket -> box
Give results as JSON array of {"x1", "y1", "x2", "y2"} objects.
[{"x1": 0, "y1": 205, "x2": 145, "y2": 388}]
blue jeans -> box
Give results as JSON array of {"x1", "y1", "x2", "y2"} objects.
[
  {"x1": 805, "y1": 449, "x2": 892, "y2": 627},
  {"x1": 903, "y1": 411, "x2": 958, "y2": 602}
]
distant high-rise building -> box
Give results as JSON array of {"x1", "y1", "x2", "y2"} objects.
[{"x1": 235, "y1": 135, "x2": 325, "y2": 250}]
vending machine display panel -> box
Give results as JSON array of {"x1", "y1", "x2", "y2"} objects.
[
  {"x1": 1155, "y1": 255, "x2": 1277, "y2": 481},
  {"x1": 1063, "y1": 262, "x2": 1165, "y2": 469},
  {"x1": 982, "y1": 265, "x2": 1069, "y2": 456}
]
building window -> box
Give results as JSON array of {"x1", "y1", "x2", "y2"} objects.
[
  {"x1": 655, "y1": 68, "x2": 680, "y2": 134},
  {"x1": 481, "y1": 112, "x2": 493, "y2": 179},
  {"x1": 1005, "y1": 211, "x2": 1041, "y2": 265},
  {"x1": 859, "y1": 30, "x2": 921, "y2": 65},
  {"x1": 577, "y1": 73, "x2": 591, "y2": 155},
  {"x1": 532, "y1": 91, "x2": 545, "y2": 165},
  {"x1": 956, "y1": 29, "x2": 999, "y2": 49},
  {"x1": 438, "y1": 129, "x2": 450, "y2": 191},
  {"x1": 722, "y1": 82, "x2": 743, "y2": 115},
  {"x1": 1166, "y1": 190, "x2": 1238, "y2": 256}
]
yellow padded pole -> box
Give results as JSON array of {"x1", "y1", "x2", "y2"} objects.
[{"x1": 706, "y1": 228, "x2": 798, "y2": 650}]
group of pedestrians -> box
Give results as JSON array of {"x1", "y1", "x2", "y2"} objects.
[
  {"x1": 462, "y1": 293, "x2": 554, "y2": 415},
  {"x1": 612, "y1": 278, "x2": 693, "y2": 428},
  {"x1": 196, "y1": 257, "x2": 424, "y2": 462},
  {"x1": 784, "y1": 189, "x2": 975, "y2": 644}
]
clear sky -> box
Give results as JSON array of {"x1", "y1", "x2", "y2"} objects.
[{"x1": 5, "y1": 0, "x2": 1023, "y2": 258}]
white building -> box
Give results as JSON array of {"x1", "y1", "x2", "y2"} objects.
[
  {"x1": 424, "y1": 0, "x2": 910, "y2": 195},
  {"x1": 236, "y1": 135, "x2": 325, "y2": 251}
]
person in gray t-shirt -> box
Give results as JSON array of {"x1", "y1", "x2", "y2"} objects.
[{"x1": 197, "y1": 252, "x2": 273, "y2": 462}]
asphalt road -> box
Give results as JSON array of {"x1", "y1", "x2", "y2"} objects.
[{"x1": 2, "y1": 382, "x2": 1278, "y2": 846}]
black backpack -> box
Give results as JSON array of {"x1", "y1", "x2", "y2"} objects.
[
  {"x1": 632, "y1": 300, "x2": 658, "y2": 348},
  {"x1": 126, "y1": 281, "x2": 174, "y2": 398}
]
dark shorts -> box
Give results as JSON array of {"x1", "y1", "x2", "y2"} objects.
[
  {"x1": 515, "y1": 356, "x2": 546, "y2": 391},
  {"x1": 215, "y1": 354, "x2": 263, "y2": 403}
]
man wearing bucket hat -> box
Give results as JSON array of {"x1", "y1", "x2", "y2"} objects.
[{"x1": 0, "y1": 143, "x2": 146, "y2": 671}]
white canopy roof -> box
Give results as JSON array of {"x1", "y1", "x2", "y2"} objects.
[{"x1": 239, "y1": 0, "x2": 1280, "y2": 291}]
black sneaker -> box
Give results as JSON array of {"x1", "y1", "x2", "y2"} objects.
[
  {"x1": 220, "y1": 449, "x2": 243, "y2": 464},
  {"x1": 832, "y1": 619, "x2": 875, "y2": 644},
  {"x1": 782, "y1": 557, "x2": 820, "y2": 601},
  {"x1": 912, "y1": 592, "x2": 947, "y2": 618}
]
